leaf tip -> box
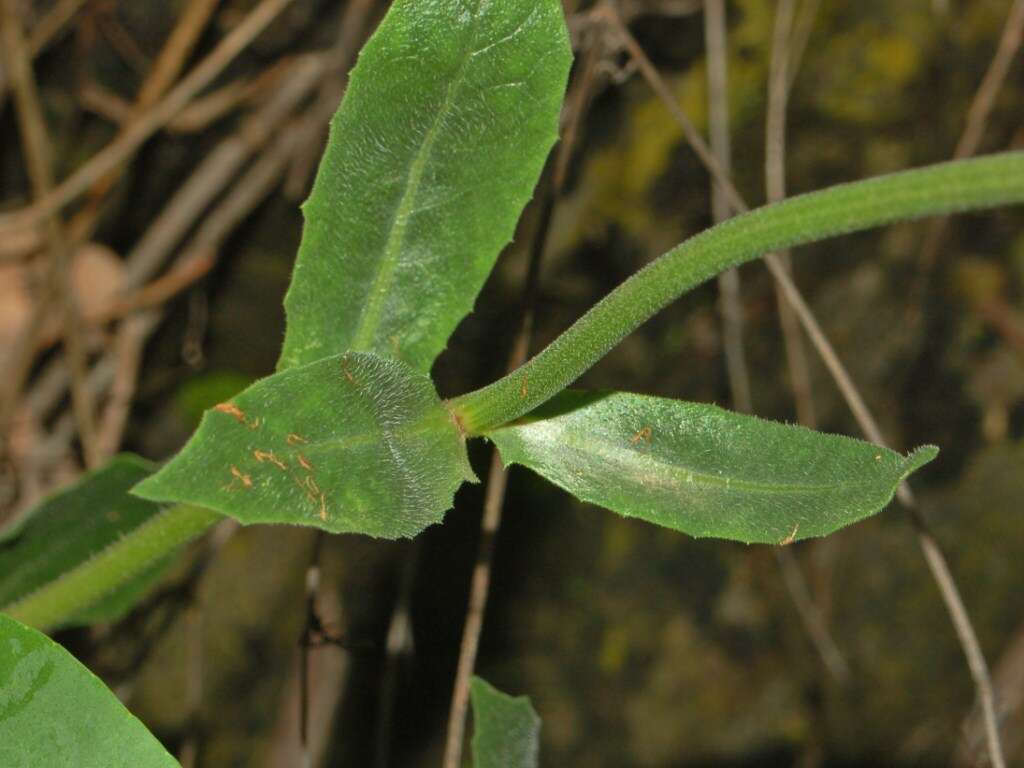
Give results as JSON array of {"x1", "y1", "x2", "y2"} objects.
[{"x1": 901, "y1": 444, "x2": 939, "y2": 479}]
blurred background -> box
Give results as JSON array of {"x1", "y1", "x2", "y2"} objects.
[{"x1": 2, "y1": 0, "x2": 1023, "y2": 765}]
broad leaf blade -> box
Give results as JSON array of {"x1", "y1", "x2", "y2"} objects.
[
  {"x1": 0, "y1": 455, "x2": 170, "y2": 626},
  {"x1": 134, "y1": 352, "x2": 475, "y2": 538},
  {"x1": 0, "y1": 614, "x2": 178, "y2": 767},
  {"x1": 488, "y1": 391, "x2": 937, "y2": 544},
  {"x1": 471, "y1": 677, "x2": 540, "y2": 768},
  {"x1": 278, "y1": 0, "x2": 572, "y2": 373}
]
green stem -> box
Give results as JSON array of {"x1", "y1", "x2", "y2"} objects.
[
  {"x1": 450, "y1": 151, "x2": 1024, "y2": 433},
  {"x1": 3, "y1": 504, "x2": 220, "y2": 632}
]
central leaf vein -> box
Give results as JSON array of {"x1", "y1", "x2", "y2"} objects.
[{"x1": 349, "y1": 0, "x2": 488, "y2": 353}]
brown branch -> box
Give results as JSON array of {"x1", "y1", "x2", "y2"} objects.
[
  {"x1": 94, "y1": 314, "x2": 149, "y2": 461},
  {"x1": 375, "y1": 542, "x2": 418, "y2": 768},
  {"x1": 0, "y1": 0, "x2": 87, "y2": 107},
  {"x1": 766, "y1": 0, "x2": 817, "y2": 430},
  {"x1": 11, "y1": 53, "x2": 327, "y2": 472},
  {"x1": 32, "y1": 251, "x2": 215, "y2": 353},
  {"x1": 442, "y1": 201, "x2": 549, "y2": 768},
  {"x1": 957, "y1": 619, "x2": 1024, "y2": 766},
  {"x1": 97, "y1": 13, "x2": 151, "y2": 75},
  {"x1": 0, "y1": 0, "x2": 99, "y2": 466},
  {"x1": 94, "y1": 113, "x2": 311, "y2": 458},
  {"x1": 177, "y1": 603, "x2": 205, "y2": 768},
  {"x1": 764, "y1": 0, "x2": 849, "y2": 685},
  {"x1": 122, "y1": 54, "x2": 325, "y2": 291},
  {"x1": 441, "y1": 38, "x2": 605, "y2": 768},
  {"x1": 785, "y1": 0, "x2": 821, "y2": 94},
  {"x1": 139, "y1": 0, "x2": 222, "y2": 110},
  {"x1": 1, "y1": 0, "x2": 300, "y2": 469},
  {"x1": 80, "y1": 63, "x2": 290, "y2": 135},
  {"x1": 79, "y1": 0, "x2": 222, "y2": 227},
  {"x1": 268, "y1": 543, "x2": 346, "y2": 768},
  {"x1": 282, "y1": 0, "x2": 381, "y2": 201},
  {"x1": 767, "y1": 208, "x2": 1008, "y2": 768},
  {"x1": 706, "y1": 0, "x2": 848, "y2": 685},
  {"x1": 0, "y1": 0, "x2": 298, "y2": 240},
  {"x1": 704, "y1": 0, "x2": 753, "y2": 415},
  {"x1": 912, "y1": 0, "x2": 1024, "y2": 298},
  {"x1": 87, "y1": 5, "x2": 376, "y2": 747}
]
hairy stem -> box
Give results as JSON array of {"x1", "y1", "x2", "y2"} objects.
[
  {"x1": 450, "y1": 151, "x2": 1024, "y2": 433},
  {"x1": 3, "y1": 504, "x2": 220, "y2": 632}
]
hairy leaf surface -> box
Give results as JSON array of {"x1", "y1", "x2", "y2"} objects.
[
  {"x1": 0, "y1": 455, "x2": 170, "y2": 626},
  {"x1": 488, "y1": 391, "x2": 937, "y2": 544},
  {"x1": 0, "y1": 614, "x2": 177, "y2": 767},
  {"x1": 134, "y1": 352, "x2": 475, "y2": 538},
  {"x1": 471, "y1": 677, "x2": 540, "y2": 768},
  {"x1": 278, "y1": 0, "x2": 572, "y2": 372}
]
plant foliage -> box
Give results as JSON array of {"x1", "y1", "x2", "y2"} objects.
[
  {"x1": 3, "y1": 0, "x2": 1024, "y2": 761},
  {"x1": 0, "y1": 455, "x2": 169, "y2": 626},
  {"x1": 0, "y1": 614, "x2": 178, "y2": 767},
  {"x1": 471, "y1": 677, "x2": 541, "y2": 768},
  {"x1": 488, "y1": 391, "x2": 935, "y2": 543},
  {"x1": 136, "y1": 352, "x2": 474, "y2": 537},
  {"x1": 278, "y1": 0, "x2": 572, "y2": 372}
]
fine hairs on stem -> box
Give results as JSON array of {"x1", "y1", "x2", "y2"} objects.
[{"x1": 450, "y1": 152, "x2": 1024, "y2": 435}]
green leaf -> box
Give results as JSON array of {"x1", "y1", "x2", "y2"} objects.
[
  {"x1": 0, "y1": 455, "x2": 170, "y2": 627},
  {"x1": 0, "y1": 614, "x2": 178, "y2": 767},
  {"x1": 278, "y1": 0, "x2": 572, "y2": 373},
  {"x1": 488, "y1": 391, "x2": 937, "y2": 544},
  {"x1": 470, "y1": 677, "x2": 540, "y2": 768},
  {"x1": 134, "y1": 352, "x2": 475, "y2": 538}
]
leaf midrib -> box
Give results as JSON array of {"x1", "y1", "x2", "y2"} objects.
[
  {"x1": 504, "y1": 423, "x2": 897, "y2": 497},
  {"x1": 349, "y1": 0, "x2": 486, "y2": 353}
]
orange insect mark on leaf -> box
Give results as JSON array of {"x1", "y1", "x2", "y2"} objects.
[
  {"x1": 229, "y1": 465, "x2": 252, "y2": 489},
  {"x1": 302, "y1": 475, "x2": 322, "y2": 504},
  {"x1": 214, "y1": 402, "x2": 247, "y2": 424},
  {"x1": 519, "y1": 374, "x2": 529, "y2": 399},
  {"x1": 297, "y1": 454, "x2": 313, "y2": 471},
  {"x1": 630, "y1": 426, "x2": 652, "y2": 445},
  {"x1": 779, "y1": 524, "x2": 799, "y2": 546},
  {"x1": 318, "y1": 493, "x2": 328, "y2": 522},
  {"x1": 214, "y1": 402, "x2": 260, "y2": 429},
  {"x1": 341, "y1": 360, "x2": 356, "y2": 384},
  {"x1": 287, "y1": 433, "x2": 308, "y2": 445},
  {"x1": 254, "y1": 449, "x2": 287, "y2": 470}
]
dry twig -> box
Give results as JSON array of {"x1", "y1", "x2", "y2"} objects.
[
  {"x1": 0, "y1": 0, "x2": 88, "y2": 107},
  {"x1": 704, "y1": 0, "x2": 847, "y2": 686},
  {"x1": 911, "y1": 0, "x2": 1024, "y2": 304},
  {"x1": 0, "y1": 0, "x2": 298, "y2": 240},
  {"x1": 0, "y1": 0, "x2": 99, "y2": 465},
  {"x1": 704, "y1": 0, "x2": 753, "y2": 415},
  {"x1": 440, "y1": 36, "x2": 605, "y2": 768},
  {"x1": 763, "y1": 0, "x2": 849, "y2": 685}
]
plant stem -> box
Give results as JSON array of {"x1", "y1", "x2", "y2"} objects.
[
  {"x1": 450, "y1": 151, "x2": 1024, "y2": 434},
  {"x1": 3, "y1": 504, "x2": 221, "y2": 632}
]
